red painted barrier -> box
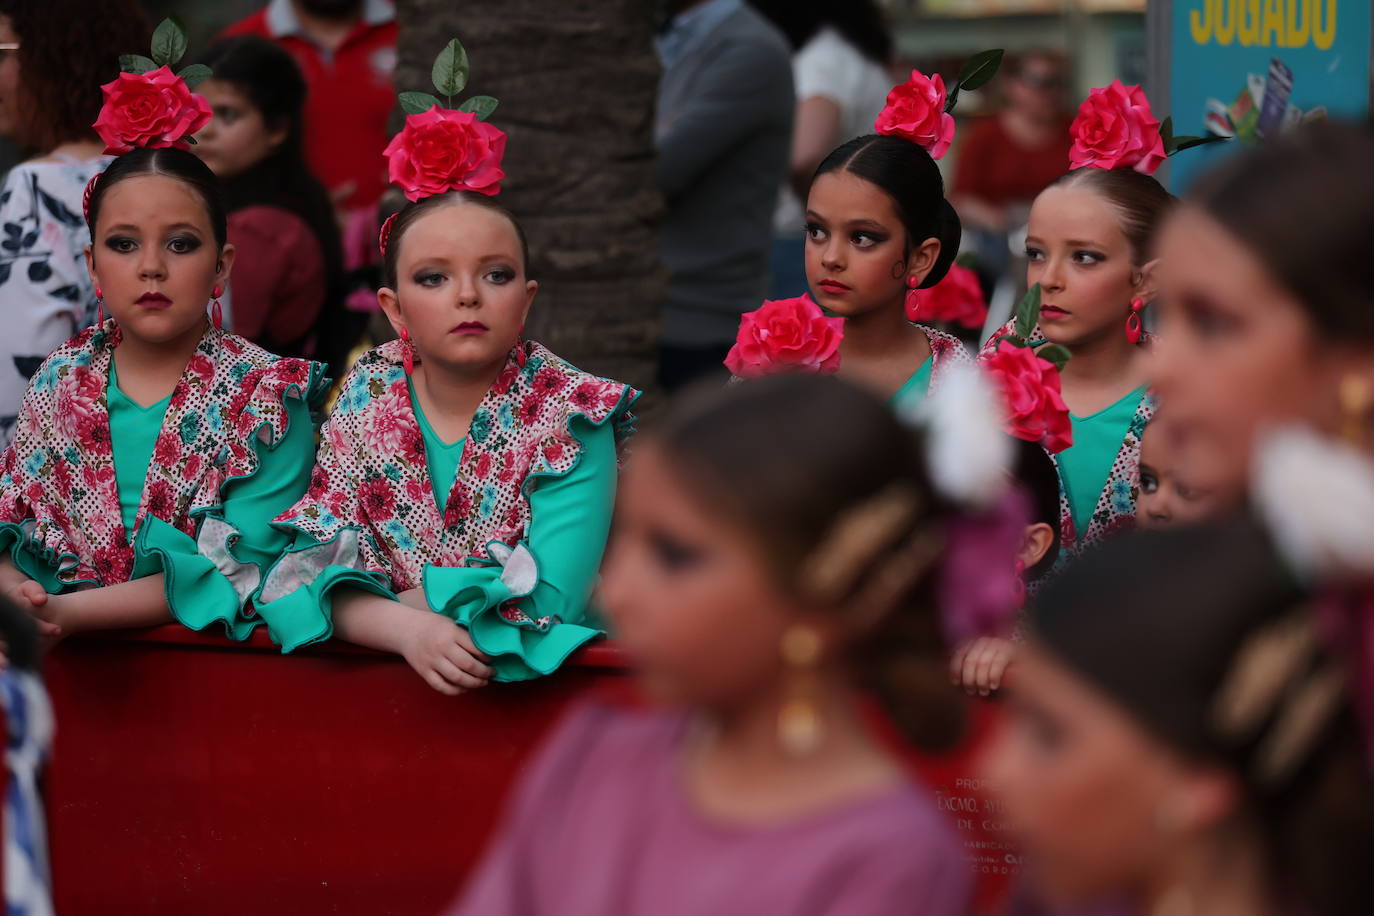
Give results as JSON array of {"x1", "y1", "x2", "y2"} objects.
[{"x1": 41, "y1": 627, "x2": 1012, "y2": 914}]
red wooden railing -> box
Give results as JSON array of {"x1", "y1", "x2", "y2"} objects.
[{"x1": 39, "y1": 627, "x2": 1015, "y2": 914}]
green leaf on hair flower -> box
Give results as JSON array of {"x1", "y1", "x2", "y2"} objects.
[
  {"x1": 1035, "y1": 343, "x2": 1072, "y2": 371},
  {"x1": 459, "y1": 95, "x2": 499, "y2": 121},
  {"x1": 956, "y1": 49, "x2": 1004, "y2": 92},
  {"x1": 150, "y1": 17, "x2": 189, "y2": 68},
  {"x1": 943, "y1": 84, "x2": 960, "y2": 114},
  {"x1": 431, "y1": 38, "x2": 470, "y2": 103},
  {"x1": 399, "y1": 91, "x2": 443, "y2": 115},
  {"x1": 1160, "y1": 116, "x2": 1175, "y2": 151},
  {"x1": 120, "y1": 54, "x2": 158, "y2": 75},
  {"x1": 1013, "y1": 283, "x2": 1042, "y2": 342},
  {"x1": 1171, "y1": 134, "x2": 1229, "y2": 153},
  {"x1": 177, "y1": 64, "x2": 212, "y2": 89}
]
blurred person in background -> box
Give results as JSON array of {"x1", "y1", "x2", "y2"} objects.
[
  {"x1": 221, "y1": 0, "x2": 395, "y2": 220},
  {"x1": 1133, "y1": 414, "x2": 1224, "y2": 529},
  {"x1": 221, "y1": 0, "x2": 394, "y2": 363},
  {"x1": 0, "y1": 0, "x2": 147, "y2": 448},
  {"x1": 952, "y1": 52, "x2": 1071, "y2": 292},
  {"x1": 994, "y1": 523, "x2": 1374, "y2": 916},
  {"x1": 654, "y1": 0, "x2": 793, "y2": 392},
  {"x1": 748, "y1": 0, "x2": 894, "y2": 299},
  {"x1": 450, "y1": 375, "x2": 977, "y2": 914},
  {"x1": 194, "y1": 36, "x2": 346, "y2": 368}
]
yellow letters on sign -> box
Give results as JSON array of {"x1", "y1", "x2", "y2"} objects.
[{"x1": 1189, "y1": 0, "x2": 1337, "y2": 49}]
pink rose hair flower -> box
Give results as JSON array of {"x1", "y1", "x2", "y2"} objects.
[
  {"x1": 384, "y1": 106, "x2": 507, "y2": 202},
  {"x1": 1069, "y1": 80, "x2": 1166, "y2": 175},
  {"x1": 92, "y1": 66, "x2": 212, "y2": 155},
  {"x1": 908, "y1": 263, "x2": 988, "y2": 329},
  {"x1": 725, "y1": 294, "x2": 844, "y2": 378},
  {"x1": 875, "y1": 70, "x2": 956, "y2": 160},
  {"x1": 980, "y1": 340, "x2": 1073, "y2": 454}
]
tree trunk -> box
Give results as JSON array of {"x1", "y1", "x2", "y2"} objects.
[{"x1": 394, "y1": 0, "x2": 664, "y2": 399}]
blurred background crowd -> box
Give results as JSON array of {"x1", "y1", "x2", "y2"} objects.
[{"x1": 0, "y1": 0, "x2": 1157, "y2": 427}]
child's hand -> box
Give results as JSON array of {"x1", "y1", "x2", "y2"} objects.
[
  {"x1": 0, "y1": 574, "x2": 62, "y2": 649},
  {"x1": 951, "y1": 636, "x2": 1016, "y2": 697},
  {"x1": 400, "y1": 613, "x2": 495, "y2": 696}
]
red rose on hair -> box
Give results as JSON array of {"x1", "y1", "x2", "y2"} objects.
[
  {"x1": 92, "y1": 67, "x2": 212, "y2": 155},
  {"x1": 875, "y1": 71, "x2": 956, "y2": 160},
  {"x1": 980, "y1": 340, "x2": 1073, "y2": 454},
  {"x1": 383, "y1": 106, "x2": 507, "y2": 202},
  {"x1": 1068, "y1": 80, "x2": 1166, "y2": 175},
  {"x1": 725, "y1": 294, "x2": 843, "y2": 379},
  {"x1": 908, "y1": 264, "x2": 988, "y2": 329}
]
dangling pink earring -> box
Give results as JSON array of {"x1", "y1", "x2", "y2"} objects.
[
  {"x1": 211, "y1": 284, "x2": 224, "y2": 330},
  {"x1": 514, "y1": 322, "x2": 528, "y2": 368},
  {"x1": 95, "y1": 286, "x2": 104, "y2": 324},
  {"x1": 400, "y1": 327, "x2": 414, "y2": 376},
  {"x1": 1013, "y1": 557, "x2": 1027, "y2": 607},
  {"x1": 904, "y1": 275, "x2": 921, "y2": 322},
  {"x1": 1125, "y1": 297, "x2": 1144, "y2": 345}
]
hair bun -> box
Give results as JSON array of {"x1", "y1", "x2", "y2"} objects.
[{"x1": 918, "y1": 198, "x2": 962, "y2": 289}]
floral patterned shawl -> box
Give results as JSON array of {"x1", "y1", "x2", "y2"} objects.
[
  {"x1": 980, "y1": 317, "x2": 1156, "y2": 558},
  {"x1": 271, "y1": 339, "x2": 638, "y2": 594},
  {"x1": 921, "y1": 324, "x2": 975, "y2": 389},
  {"x1": 0, "y1": 320, "x2": 325, "y2": 586}
]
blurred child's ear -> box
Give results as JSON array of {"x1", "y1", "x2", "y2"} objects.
[{"x1": 1019, "y1": 522, "x2": 1056, "y2": 573}]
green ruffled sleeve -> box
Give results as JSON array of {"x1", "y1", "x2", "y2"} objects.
[
  {"x1": 424, "y1": 417, "x2": 617, "y2": 682},
  {"x1": 0, "y1": 522, "x2": 67, "y2": 594},
  {"x1": 252, "y1": 541, "x2": 393, "y2": 652},
  {"x1": 136, "y1": 396, "x2": 327, "y2": 648}
]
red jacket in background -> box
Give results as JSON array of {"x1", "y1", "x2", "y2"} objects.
[
  {"x1": 222, "y1": 0, "x2": 397, "y2": 212},
  {"x1": 952, "y1": 115, "x2": 1074, "y2": 211}
]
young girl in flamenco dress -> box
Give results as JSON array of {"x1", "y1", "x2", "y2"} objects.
[
  {"x1": 0, "y1": 43, "x2": 328, "y2": 651},
  {"x1": 451, "y1": 372, "x2": 1013, "y2": 915},
  {"x1": 796, "y1": 68, "x2": 974, "y2": 409},
  {"x1": 257, "y1": 63, "x2": 638, "y2": 694},
  {"x1": 982, "y1": 81, "x2": 1179, "y2": 559}
]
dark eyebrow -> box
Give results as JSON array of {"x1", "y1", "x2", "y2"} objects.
[
  {"x1": 104, "y1": 223, "x2": 204, "y2": 235},
  {"x1": 843, "y1": 219, "x2": 889, "y2": 232},
  {"x1": 1064, "y1": 238, "x2": 1107, "y2": 249}
]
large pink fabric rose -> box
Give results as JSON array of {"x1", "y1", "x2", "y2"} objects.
[
  {"x1": 980, "y1": 341, "x2": 1073, "y2": 454},
  {"x1": 908, "y1": 264, "x2": 988, "y2": 329},
  {"x1": 874, "y1": 70, "x2": 956, "y2": 160},
  {"x1": 1068, "y1": 80, "x2": 1166, "y2": 175},
  {"x1": 92, "y1": 67, "x2": 212, "y2": 155},
  {"x1": 384, "y1": 106, "x2": 507, "y2": 201},
  {"x1": 725, "y1": 294, "x2": 843, "y2": 378}
]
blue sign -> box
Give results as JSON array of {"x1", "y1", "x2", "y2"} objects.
[{"x1": 1168, "y1": 0, "x2": 1370, "y2": 191}]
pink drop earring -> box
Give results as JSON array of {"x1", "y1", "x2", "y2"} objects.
[
  {"x1": 95, "y1": 286, "x2": 104, "y2": 324},
  {"x1": 1125, "y1": 297, "x2": 1144, "y2": 345},
  {"x1": 904, "y1": 275, "x2": 921, "y2": 321},
  {"x1": 211, "y1": 284, "x2": 224, "y2": 330},
  {"x1": 400, "y1": 327, "x2": 414, "y2": 376}
]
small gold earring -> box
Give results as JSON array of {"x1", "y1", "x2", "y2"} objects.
[
  {"x1": 777, "y1": 624, "x2": 823, "y2": 757},
  {"x1": 1340, "y1": 375, "x2": 1371, "y2": 445}
]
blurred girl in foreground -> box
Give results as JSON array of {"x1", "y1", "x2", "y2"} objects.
[
  {"x1": 452, "y1": 374, "x2": 984, "y2": 914},
  {"x1": 993, "y1": 523, "x2": 1373, "y2": 916}
]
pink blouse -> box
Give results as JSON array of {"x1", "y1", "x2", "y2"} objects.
[{"x1": 450, "y1": 702, "x2": 972, "y2": 915}]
